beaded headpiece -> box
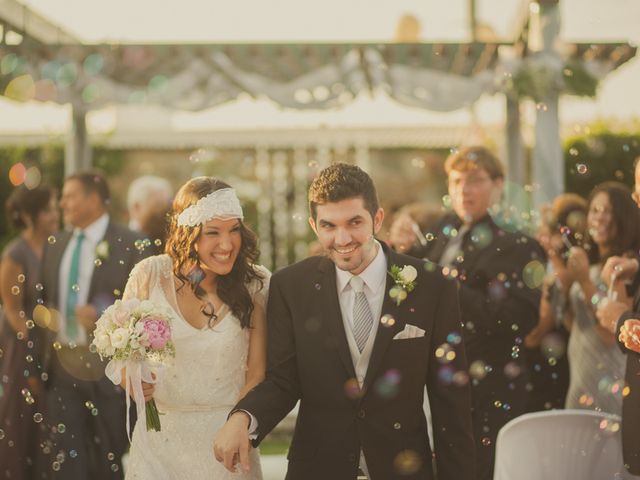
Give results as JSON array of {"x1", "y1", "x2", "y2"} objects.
[{"x1": 176, "y1": 188, "x2": 243, "y2": 227}]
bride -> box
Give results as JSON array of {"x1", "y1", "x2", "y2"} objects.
[{"x1": 122, "y1": 177, "x2": 268, "y2": 479}]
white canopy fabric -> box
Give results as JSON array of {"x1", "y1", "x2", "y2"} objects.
[
  {"x1": 0, "y1": 41, "x2": 503, "y2": 112},
  {"x1": 1, "y1": 40, "x2": 632, "y2": 114}
]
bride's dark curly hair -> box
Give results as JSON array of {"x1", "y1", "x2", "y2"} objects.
[{"x1": 165, "y1": 177, "x2": 263, "y2": 329}]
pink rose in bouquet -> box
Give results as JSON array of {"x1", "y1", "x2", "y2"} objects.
[{"x1": 142, "y1": 317, "x2": 171, "y2": 350}]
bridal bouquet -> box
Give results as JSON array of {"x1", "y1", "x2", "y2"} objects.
[{"x1": 91, "y1": 298, "x2": 175, "y2": 434}]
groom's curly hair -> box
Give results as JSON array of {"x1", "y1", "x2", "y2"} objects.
[
  {"x1": 165, "y1": 177, "x2": 263, "y2": 329},
  {"x1": 308, "y1": 163, "x2": 379, "y2": 220}
]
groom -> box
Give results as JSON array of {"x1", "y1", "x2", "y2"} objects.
[{"x1": 214, "y1": 163, "x2": 475, "y2": 479}]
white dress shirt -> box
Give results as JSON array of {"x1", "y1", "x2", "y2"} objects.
[
  {"x1": 335, "y1": 240, "x2": 387, "y2": 477},
  {"x1": 335, "y1": 240, "x2": 387, "y2": 374},
  {"x1": 57, "y1": 214, "x2": 109, "y2": 345}
]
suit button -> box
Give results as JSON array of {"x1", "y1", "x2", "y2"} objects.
[
  {"x1": 358, "y1": 409, "x2": 366, "y2": 419},
  {"x1": 348, "y1": 453, "x2": 356, "y2": 462}
]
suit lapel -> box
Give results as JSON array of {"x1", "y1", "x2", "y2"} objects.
[
  {"x1": 428, "y1": 234, "x2": 449, "y2": 263},
  {"x1": 317, "y1": 257, "x2": 357, "y2": 380},
  {"x1": 429, "y1": 214, "x2": 462, "y2": 262},
  {"x1": 362, "y1": 246, "x2": 404, "y2": 393}
]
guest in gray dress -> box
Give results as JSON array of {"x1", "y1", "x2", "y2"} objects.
[
  {"x1": 563, "y1": 182, "x2": 640, "y2": 415},
  {"x1": 0, "y1": 184, "x2": 59, "y2": 479},
  {"x1": 524, "y1": 193, "x2": 588, "y2": 412}
]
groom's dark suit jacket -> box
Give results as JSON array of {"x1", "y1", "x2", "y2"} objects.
[
  {"x1": 616, "y1": 272, "x2": 640, "y2": 476},
  {"x1": 236, "y1": 243, "x2": 475, "y2": 480}
]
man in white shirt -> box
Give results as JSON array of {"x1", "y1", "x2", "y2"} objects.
[
  {"x1": 126, "y1": 175, "x2": 173, "y2": 233},
  {"x1": 40, "y1": 171, "x2": 150, "y2": 480},
  {"x1": 214, "y1": 163, "x2": 475, "y2": 479}
]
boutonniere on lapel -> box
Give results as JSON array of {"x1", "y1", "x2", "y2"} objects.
[
  {"x1": 95, "y1": 240, "x2": 110, "y2": 264},
  {"x1": 388, "y1": 264, "x2": 417, "y2": 306}
]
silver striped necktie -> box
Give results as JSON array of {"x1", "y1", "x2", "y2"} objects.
[{"x1": 350, "y1": 275, "x2": 373, "y2": 352}]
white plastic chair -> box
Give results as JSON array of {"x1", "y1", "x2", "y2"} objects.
[{"x1": 493, "y1": 409, "x2": 640, "y2": 480}]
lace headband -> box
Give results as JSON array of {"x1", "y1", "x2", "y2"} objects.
[{"x1": 176, "y1": 188, "x2": 244, "y2": 227}]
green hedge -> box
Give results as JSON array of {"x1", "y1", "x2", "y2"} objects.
[{"x1": 564, "y1": 127, "x2": 640, "y2": 198}]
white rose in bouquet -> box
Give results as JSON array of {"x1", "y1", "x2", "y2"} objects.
[
  {"x1": 94, "y1": 330, "x2": 114, "y2": 356},
  {"x1": 110, "y1": 327, "x2": 130, "y2": 349}
]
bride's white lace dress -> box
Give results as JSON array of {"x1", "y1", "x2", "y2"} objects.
[{"x1": 122, "y1": 255, "x2": 269, "y2": 480}]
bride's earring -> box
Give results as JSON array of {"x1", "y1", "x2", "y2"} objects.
[{"x1": 187, "y1": 252, "x2": 205, "y2": 284}]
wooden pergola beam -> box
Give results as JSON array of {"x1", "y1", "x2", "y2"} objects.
[{"x1": 0, "y1": 0, "x2": 78, "y2": 45}]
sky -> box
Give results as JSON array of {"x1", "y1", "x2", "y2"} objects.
[
  {"x1": 1, "y1": 0, "x2": 638, "y2": 133},
  {"x1": 11, "y1": 0, "x2": 636, "y2": 43}
]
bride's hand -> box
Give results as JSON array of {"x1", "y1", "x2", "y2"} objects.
[
  {"x1": 213, "y1": 411, "x2": 251, "y2": 473},
  {"x1": 119, "y1": 369, "x2": 156, "y2": 402},
  {"x1": 140, "y1": 381, "x2": 155, "y2": 402}
]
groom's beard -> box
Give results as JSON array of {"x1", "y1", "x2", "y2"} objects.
[{"x1": 330, "y1": 234, "x2": 377, "y2": 274}]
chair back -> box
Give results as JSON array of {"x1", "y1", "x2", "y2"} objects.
[{"x1": 494, "y1": 409, "x2": 640, "y2": 480}]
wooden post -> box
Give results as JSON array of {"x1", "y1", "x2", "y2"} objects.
[
  {"x1": 531, "y1": 1, "x2": 564, "y2": 209},
  {"x1": 65, "y1": 104, "x2": 92, "y2": 175},
  {"x1": 505, "y1": 95, "x2": 526, "y2": 187},
  {"x1": 469, "y1": 0, "x2": 477, "y2": 41}
]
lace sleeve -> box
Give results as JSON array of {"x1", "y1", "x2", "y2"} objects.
[
  {"x1": 122, "y1": 256, "x2": 156, "y2": 301},
  {"x1": 250, "y1": 265, "x2": 271, "y2": 311}
]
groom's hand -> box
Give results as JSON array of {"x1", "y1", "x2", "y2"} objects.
[{"x1": 213, "y1": 411, "x2": 251, "y2": 473}]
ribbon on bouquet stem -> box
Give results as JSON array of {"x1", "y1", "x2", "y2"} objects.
[{"x1": 105, "y1": 359, "x2": 162, "y2": 443}]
